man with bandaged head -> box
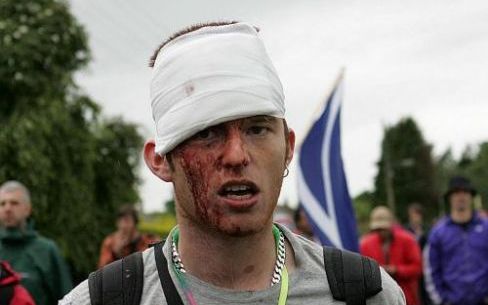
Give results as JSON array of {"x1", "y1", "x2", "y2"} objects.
[{"x1": 60, "y1": 21, "x2": 405, "y2": 305}]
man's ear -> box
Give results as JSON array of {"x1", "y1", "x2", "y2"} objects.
[
  {"x1": 143, "y1": 140, "x2": 173, "y2": 182},
  {"x1": 286, "y1": 128, "x2": 296, "y2": 165}
]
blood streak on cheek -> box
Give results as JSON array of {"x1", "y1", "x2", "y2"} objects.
[{"x1": 176, "y1": 147, "x2": 221, "y2": 225}]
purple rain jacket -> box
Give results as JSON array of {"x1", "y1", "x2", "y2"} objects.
[{"x1": 423, "y1": 213, "x2": 488, "y2": 305}]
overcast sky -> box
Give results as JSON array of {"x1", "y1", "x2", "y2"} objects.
[{"x1": 69, "y1": 0, "x2": 488, "y2": 212}]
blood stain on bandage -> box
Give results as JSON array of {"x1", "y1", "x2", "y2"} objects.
[{"x1": 184, "y1": 82, "x2": 195, "y2": 96}]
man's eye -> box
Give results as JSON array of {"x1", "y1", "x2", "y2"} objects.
[
  {"x1": 195, "y1": 129, "x2": 214, "y2": 140},
  {"x1": 248, "y1": 126, "x2": 268, "y2": 135}
]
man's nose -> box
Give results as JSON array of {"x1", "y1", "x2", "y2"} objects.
[{"x1": 220, "y1": 130, "x2": 250, "y2": 169}]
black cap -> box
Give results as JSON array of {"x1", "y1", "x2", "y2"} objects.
[{"x1": 444, "y1": 176, "x2": 477, "y2": 202}]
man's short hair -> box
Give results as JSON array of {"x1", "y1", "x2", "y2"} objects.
[
  {"x1": 0, "y1": 180, "x2": 31, "y2": 205},
  {"x1": 117, "y1": 204, "x2": 139, "y2": 225},
  {"x1": 149, "y1": 20, "x2": 251, "y2": 68}
]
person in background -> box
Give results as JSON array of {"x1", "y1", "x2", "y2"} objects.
[
  {"x1": 293, "y1": 207, "x2": 318, "y2": 242},
  {"x1": 405, "y1": 203, "x2": 428, "y2": 248},
  {"x1": 0, "y1": 181, "x2": 72, "y2": 305},
  {"x1": 405, "y1": 203, "x2": 431, "y2": 305},
  {"x1": 424, "y1": 176, "x2": 488, "y2": 305},
  {"x1": 0, "y1": 260, "x2": 36, "y2": 305},
  {"x1": 98, "y1": 204, "x2": 153, "y2": 268},
  {"x1": 361, "y1": 206, "x2": 422, "y2": 305}
]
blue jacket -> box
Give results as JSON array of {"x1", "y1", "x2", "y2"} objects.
[{"x1": 424, "y1": 213, "x2": 488, "y2": 305}]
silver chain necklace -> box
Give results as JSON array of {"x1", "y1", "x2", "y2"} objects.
[{"x1": 171, "y1": 228, "x2": 286, "y2": 286}]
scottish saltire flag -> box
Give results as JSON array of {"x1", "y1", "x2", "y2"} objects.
[{"x1": 296, "y1": 72, "x2": 359, "y2": 252}]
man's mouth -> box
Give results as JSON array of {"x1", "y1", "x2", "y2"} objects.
[{"x1": 218, "y1": 181, "x2": 259, "y2": 200}]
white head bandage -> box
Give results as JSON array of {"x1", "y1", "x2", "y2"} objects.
[{"x1": 150, "y1": 22, "x2": 285, "y2": 155}]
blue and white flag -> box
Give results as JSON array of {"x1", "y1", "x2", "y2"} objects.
[{"x1": 297, "y1": 72, "x2": 359, "y2": 252}]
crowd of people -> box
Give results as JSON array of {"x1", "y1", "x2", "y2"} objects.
[
  {"x1": 357, "y1": 176, "x2": 488, "y2": 305},
  {"x1": 3, "y1": 175, "x2": 486, "y2": 305},
  {"x1": 0, "y1": 181, "x2": 162, "y2": 305},
  {"x1": 1, "y1": 21, "x2": 487, "y2": 305},
  {"x1": 274, "y1": 175, "x2": 488, "y2": 305}
]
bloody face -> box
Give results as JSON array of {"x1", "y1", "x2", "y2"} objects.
[{"x1": 168, "y1": 116, "x2": 292, "y2": 236}]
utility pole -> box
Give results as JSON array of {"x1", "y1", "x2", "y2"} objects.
[{"x1": 384, "y1": 143, "x2": 396, "y2": 214}]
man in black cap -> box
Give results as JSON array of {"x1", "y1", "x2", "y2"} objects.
[{"x1": 424, "y1": 176, "x2": 488, "y2": 305}]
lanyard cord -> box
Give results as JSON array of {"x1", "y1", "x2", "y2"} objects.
[
  {"x1": 171, "y1": 225, "x2": 289, "y2": 305},
  {"x1": 278, "y1": 267, "x2": 289, "y2": 305}
]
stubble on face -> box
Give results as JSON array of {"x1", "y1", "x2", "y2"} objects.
[{"x1": 169, "y1": 118, "x2": 289, "y2": 237}]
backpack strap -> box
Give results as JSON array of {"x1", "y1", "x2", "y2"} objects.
[
  {"x1": 323, "y1": 246, "x2": 382, "y2": 305},
  {"x1": 0, "y1": 285, "x2": 14, "y2": 305},
  {"x1": 88, "y1": 251, "x2": 144, "y2": 305},
  {"x1": 153, "y1": 241, "x2": 184, "y2": 305}
]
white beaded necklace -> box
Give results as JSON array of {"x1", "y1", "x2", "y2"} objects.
[{"x1": 171, "y1": 227, "x2": 286, "y2": 286}]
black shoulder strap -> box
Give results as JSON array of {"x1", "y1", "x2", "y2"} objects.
[
  {"x1": 154, "y1": 241, "x2": 184, "y2": 305},
  {"x1": 323, "y1": 246, "x2": 382, "y2": 305},
  {"x1": 88, "y1": 251, "x2": 144, "y2": 305},
  {"x1": 0, "y1": 285, "x2": 14, "y2": 305}
]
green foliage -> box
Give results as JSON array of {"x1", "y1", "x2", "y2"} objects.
[
  {"x1": 437, "y1": 143, "x2": 488, "y2": 211},
  {"x1": 139, "y1": 212, "x2": 177, "y2": 238},
  {"x1": 93, "y1": 118, "x2": 143, "y2": 217},
  {"x1": 164, "y1": 198, "x2": 176, "y2": 215},
  {"x1": 0, "y1": 0, "x2": 143, "y2": 282},
  {"x1": 0, "y1": 0, "x2": 89, "y2": 116},
  {"x1": 463, "y1": 143, "x2": 488, "y2": 206},
  {"x1": 353, "y1": 191, "x2": 374, "y2": 235},
  {"x1": 138, "y1": 199, "x2": 177, "y2": 239},
  {"x1": 374, "y1": 117, "x2": 438, "y2": 222},
  {"x1": 373, "y1": 118, "x2": 488, "y2": 223},
  {"x1": 433, "y1": 149, "x2": 458, "y2": 214}
]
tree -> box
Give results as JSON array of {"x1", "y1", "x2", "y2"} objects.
[
  {"x1": 0, "y1": 0, "x2": 89, "y2": 116},
  {"x1": 464, "y1": 143, "x2": 488, "y2": 205},
  {"x1": 0, "y1": 0, "x2": 143, "y2": 281},
  {"x1": 353, "y1": 191, "x2": 375, "y2": 235},
  {"x1": 434, "y1": 143, "x2": 488, "y2": 215},
  {"x1": 374, "y1": 117, "x2": 438, "y2": 222},
  {"x1": 442, "y1": 143, "x2": 488, "y2": 211},
  {"x1": 433, "y1": 149, "x2": 458, "y2": 214}
]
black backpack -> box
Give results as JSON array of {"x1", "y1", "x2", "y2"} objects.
[{"x1": 88, "y1": 241, "x2": 382, "y2": 305}]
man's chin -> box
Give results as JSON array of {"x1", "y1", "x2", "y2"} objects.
[{"x1": 210, "y1": 220, "x2": 266, "y2": 237}]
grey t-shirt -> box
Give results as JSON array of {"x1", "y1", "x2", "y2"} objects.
[{"x1": 59, "y1": 226, "x2": 405, "y2": 305}]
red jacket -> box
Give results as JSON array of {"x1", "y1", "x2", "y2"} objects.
[
  {"x1": 360, "y1": 228, "x2": 422, "y2": 305},
  {"x1": 0, "y1": 261, "x2": 36, "y2": 305}
]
